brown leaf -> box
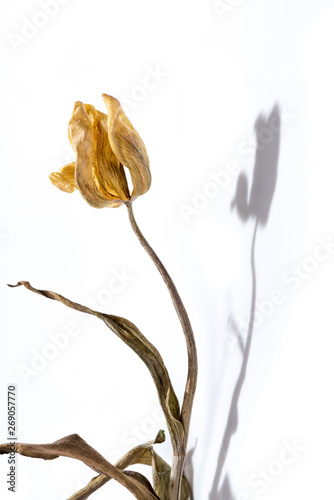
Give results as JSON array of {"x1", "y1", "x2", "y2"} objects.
[
  {"x1": 9, "y1": 281, "x2": 184, "y2": 455},
  {"x1": 67, "y1": 431, "x2": 165, "y2": 500},
  {"x1": 150, "y1": 450, "x2": 191, "y2": 500},
  {"x1": 66, "y1": 430, "x2": 190, "y2": 500},
  {"x1": 0, "y1": 434, "x2": 158, "y2": 500},
  {"x1": 123, "y1": 471, "x2": 159, "y2": 498}
]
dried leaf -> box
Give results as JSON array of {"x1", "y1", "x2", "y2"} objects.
[
  {"x1": 150, "y1": 450, "x2": 190, "y2": 500},
  {"x1": 0, "y1": 434, "x2": 158, "y2": 500},
  {"x1": 123, "y1": 471, "x2": 159, "y2": 498},
  {"x1": 67, "y1": 431, "x2": 165, "y2": 500},
  {"x1": 9, "y1": 281, "x2": 184, "y2": 454},
  {"x1": 66, "y1": 430, "x2": 190, "y2": 500}
]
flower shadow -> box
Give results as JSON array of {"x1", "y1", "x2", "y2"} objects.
[{"x1": 209, "y1": 103, "x2": 281, "y2": 499}]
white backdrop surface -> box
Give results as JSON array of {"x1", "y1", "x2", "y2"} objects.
[{"x1": 1, "y1": 1, "x2": 334, "y2": 499}]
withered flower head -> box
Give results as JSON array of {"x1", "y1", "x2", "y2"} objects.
[{"x1": 49, "y1": 94, "x2": 151, "y2": 208}]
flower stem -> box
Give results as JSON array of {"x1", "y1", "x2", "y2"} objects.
[
  {"x1": 169, "y1": 453, "x2": 186, "y2": 499},
  {"x1": 126, "y1": 202, "x2": 197, "y2": 499}
]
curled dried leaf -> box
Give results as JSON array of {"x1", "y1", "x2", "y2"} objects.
[
  {"x1": 67, "y1": 430, "x2": 165, "y2": 500},
  {"x1": 66, "y1": 431, "x2": 190, "y2": 500},
  {"x1": 9, "y1": 281, "x2": 184, "y2": 454},
  {"x1": 0, "y1": 434, "x2": 158, "y2": 500},
  {"x1": 150, "y1": 450, "x2": 191, "y2": 500}
]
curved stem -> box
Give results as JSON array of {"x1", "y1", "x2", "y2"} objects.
[{"x1": 126, "y1": 202, "x2": 197, "y2": 499}]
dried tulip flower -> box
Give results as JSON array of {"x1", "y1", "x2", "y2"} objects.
[
  {"x1": 47, "y1": 94, "x2": 197, "y2": 500},
  {"x1": 49, "y1": 94, "x2": 151, "y2": 208}
]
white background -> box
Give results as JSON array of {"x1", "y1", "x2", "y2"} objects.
[{"x1": 1, "y1": 0, "x2": 334, "y2": 498}]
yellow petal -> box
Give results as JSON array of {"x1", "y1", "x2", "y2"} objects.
[
  {"x1": 49, "y1": 162, "x2": 77, "y2": 193},
  {"x1": 91, "y1": 107, "x2": 131, "y2": 201},
  {"x1": 68, "y1": 102, "x2": 130, "y2": 208},
  {"x1": 102, "y1": 94, "x2": 151, "y2": 201}
]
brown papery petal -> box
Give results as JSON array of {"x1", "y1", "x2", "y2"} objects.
[
  {"x1": 49, "y1": 162, "x2": 77, "y2": 193},
  {"x1": 68, "y1": 102, "x2": 128, "y2": 208},
  {"x1": 103, "y1": 94, "x2": 151, "y2": 200}
]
